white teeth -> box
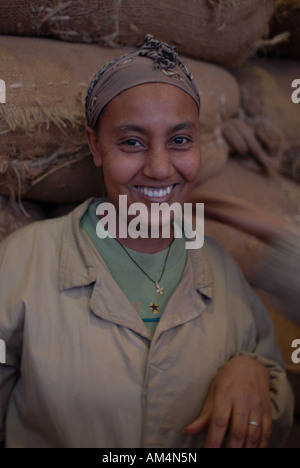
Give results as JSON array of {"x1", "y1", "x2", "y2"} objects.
[{"x1": 136, "y1": 185, "x2": 174, "y2": 198}]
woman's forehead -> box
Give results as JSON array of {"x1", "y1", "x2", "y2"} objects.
[{"x1": 102, "y1": 83, "x2": 200, "y2": 127}]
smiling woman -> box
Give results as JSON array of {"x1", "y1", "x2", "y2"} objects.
[
  {"x1": 86, "y1": 82, "x2": 201, "y2": 253},
  {"x1": 0, "y1": 35, "x2": 294, "y2": 449}
]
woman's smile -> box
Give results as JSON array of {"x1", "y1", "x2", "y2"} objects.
[{"x1": 134, "y1": 184, "x2": 176, "y2": 202}]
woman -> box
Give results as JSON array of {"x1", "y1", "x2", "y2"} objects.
[{"x1": 0, "y1": 36, "x2": 293, "y2": 448}]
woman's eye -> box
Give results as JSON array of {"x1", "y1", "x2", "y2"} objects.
[
  {"x1": 123, "y1": 139, "x2": 141, "y2": 147},
  {"x1": 172, "y1": 136, "x2": 189, "y2": 145}
]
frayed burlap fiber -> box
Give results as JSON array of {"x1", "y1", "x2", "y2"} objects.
[
  {"x1": 0, "y1": 0, "x2": 119, "y2": 43},
  {"x1": 232, "y1": 58, "x2": 300, "y2": 183},
  {"x1": 270, "y1": 0, "x2": 300, "y2": 59}
]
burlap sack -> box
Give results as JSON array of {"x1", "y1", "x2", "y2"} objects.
[
  {"x1": 0, "y1": 35, "x2": 241, "y2": 204},
  {"x1": 118, "y1": 0, "x2": 274, "y2": 66},
  {"x1": 0, "y1": 36, "x2": 125, "y2": 203},
  {"x1": 0, "y1": 195, "x2": 46, "y2": 243},
  {"x1": 269, "y1": 0, "x2": 300, "y2": 59},
  {"x1": 0, "y1": 0, "x2": 274, "y2": 66},
  {"x1": 231, "y1": 57, "x2": 300, "y2": 182},
  {"x1": 0, "y1": 0, "x2": 118, "y2": 43}
]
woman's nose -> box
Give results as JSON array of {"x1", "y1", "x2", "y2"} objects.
[{"x1": 143, "y1": 147, "x2": 175, "y2": 180}]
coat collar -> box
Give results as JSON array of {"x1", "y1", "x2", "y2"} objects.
[{"x1": 58, "y1": 198, "x2": 102, "y2": 291}]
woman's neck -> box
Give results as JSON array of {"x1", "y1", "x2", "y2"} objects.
[{"x1": 115, "y1": 230, "x2": 174, "y2": 254}]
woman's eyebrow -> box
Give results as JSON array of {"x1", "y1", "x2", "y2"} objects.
[
  {"x1": 114, "y1": 124, "x2": 146, "y2": 134},
  {"x1": 171, "y1": 121, "x2": 197, "y2": 133},
  {"x1": 114, "y1": 121, "x2": 197, "y2": 134}
]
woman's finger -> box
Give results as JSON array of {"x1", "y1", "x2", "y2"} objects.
[
  {"x1": 259, "y1": 412, "x2": 273, "y2": 448},
  {"x1": 226, "y1": 409, "x2": 249, "y2": 448},
  {"x1": 203, "y1": 399, "x2": 233, "y2": 448},
  {"x1": 183, "y1": 393, "x2": 213, "y2": 435},
  {"x1": 244, "y1": 418, "x2": 263, "y2": 448}
]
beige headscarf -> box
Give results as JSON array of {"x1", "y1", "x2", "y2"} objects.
[{"x1": 85, "y1": 35, "x2": 201, "y2": 131}]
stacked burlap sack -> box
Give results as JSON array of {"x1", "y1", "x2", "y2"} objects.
[
  {"x1": 0, "y1": 0, "x2": 274, "y2": 66},
  {"x1": 230, "y1": 56, "x2": 300, "y2": 182}
]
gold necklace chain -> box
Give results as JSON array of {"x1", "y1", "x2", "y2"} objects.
[{"x1": 114, "y1": 238, "x2": 174, "y2": 295}]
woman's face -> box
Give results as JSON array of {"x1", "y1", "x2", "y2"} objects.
[{"x1": 86, "y1": 83, "x2": 201, "y2": 217}]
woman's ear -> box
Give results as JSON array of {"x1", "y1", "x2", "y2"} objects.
[{"x1": 85, "y1": 126, "x2": 102, "y2": 167}]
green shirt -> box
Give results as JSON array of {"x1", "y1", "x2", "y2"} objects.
[{"x1": 80, "y1": 200, "x2": 187, "y2": 335}]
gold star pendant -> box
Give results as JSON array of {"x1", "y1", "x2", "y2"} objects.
[{"x1": 149, "y1": 303, "x2": 160, "y2": 314}]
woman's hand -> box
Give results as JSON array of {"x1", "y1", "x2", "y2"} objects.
[{"x1": 184, "y1": 356, "x2": 273, "y2": 448}]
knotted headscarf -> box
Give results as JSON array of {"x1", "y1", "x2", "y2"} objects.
[{"x1": 85, "y1": 35, "x2": 201, "y2": 131}]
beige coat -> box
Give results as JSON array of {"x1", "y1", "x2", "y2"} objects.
[{"x1": 0, "y1": 199, "x2": 294, "y2": 448}]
